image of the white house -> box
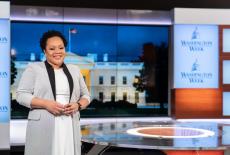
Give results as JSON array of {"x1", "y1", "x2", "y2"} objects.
[{"x1": 11, "y1": 52, "x2": 146, "y2": 105}]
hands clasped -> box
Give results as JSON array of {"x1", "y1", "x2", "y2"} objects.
[{"x1": 46, "y1": 101, "x2": 79, "y2": 116}]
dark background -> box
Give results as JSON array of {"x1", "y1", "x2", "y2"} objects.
[{"x1": 10, "y1": 0, "x2": 230, "y2": 10}]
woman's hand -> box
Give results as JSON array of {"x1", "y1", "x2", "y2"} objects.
[
  {"x1": 63, "y1": 103, "x2": 79, "y2": 116},
  {"x1": 45, "y1": 100, "x2": 65, "y2": 116},
  {"x1": 31, "y1": 97, "x2": 65, "y2": 116}
]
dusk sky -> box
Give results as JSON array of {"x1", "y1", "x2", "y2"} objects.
[{"x1": 11, "y1": 22, "x2": 168, "y2": 62}]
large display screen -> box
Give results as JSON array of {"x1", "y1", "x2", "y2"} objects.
[
  {"x1": 11, "y1": 22, "x2": 169, "y2": 118},
  {"x1": 174, "y1": 25, "x2": 219, "y2": 88}
]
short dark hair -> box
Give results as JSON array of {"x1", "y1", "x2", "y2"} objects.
[{"x1": 40, "y1": 30, "x2": 67, "y2": 51}]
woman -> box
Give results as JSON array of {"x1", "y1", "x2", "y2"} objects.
[{"x1": 16, "y1": 30, "x2": 90, "y2": 155}]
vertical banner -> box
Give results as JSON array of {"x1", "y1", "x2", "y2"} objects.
[
  {"x1": 174, "y1": 25, "x2": 219, "y2": 88},
  {"x1": 0, "y1": 19, "x2": 10, "y2": 149}
]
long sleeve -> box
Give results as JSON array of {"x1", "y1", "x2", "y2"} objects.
[
  {"x1": 78, "y1": 70, "x2": 90, "y2": 103},
  {"x1": 16, "y1": 64, "x2": 35, "y2": 108}
]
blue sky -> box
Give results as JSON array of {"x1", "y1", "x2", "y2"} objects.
[{"x1": 11, "y1": 22, "x2": 168, "y2": 62}]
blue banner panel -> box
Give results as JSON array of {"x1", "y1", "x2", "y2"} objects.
[
  {"x1": 0, "y1": 19, "x2": 10, "y2": 123},
  {"x1": 174, "y1": 25, "x2": 219, "y2": 88}
]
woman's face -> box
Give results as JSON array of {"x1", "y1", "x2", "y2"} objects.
[{"x1": 44, "y1": 36, "x2": 66, "y2": 69}]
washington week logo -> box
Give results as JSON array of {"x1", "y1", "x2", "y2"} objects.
[
  {"x1": 0, "y1": 71, "x2": 7, "y2": 78},
  {"x1": 191, "y1": 27, "x2": 200, "y2": 40},
  {"x1": 181, "y1": 59, "x2": 212, "y2": 83},
  {"x1": 191, "y1": 59, "x2": 199, "y2": 71},
  {"x1": 0, "y1": 72, "x2": 8, "y2": 112},
  {"x1": 181, "y1": 27, "x2": 212, "y2": 52},
  {"x1": 0, "y1": 105, "x2": 8, "y2": 112},
  {"x1": 0, "y1": 36, "x2": 7, "y2": 43}
]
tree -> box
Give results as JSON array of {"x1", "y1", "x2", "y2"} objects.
[
  {"x1": 11, "y1": 56, "x2": 17, "y2": 85},
  {"x1": 133, "y1": 42, "x2": 168, "y2": 110}
]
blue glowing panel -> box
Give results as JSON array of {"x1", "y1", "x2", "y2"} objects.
[
  {"x1": 222, "y1": 126, "x2": 230, "y2": 145},
  {"x1": 0, "y1": 19, "x2": 10, "y2": 123},
  {"x1": 223, "y1": 61, "x2": 230, "y2": 84},
  {"x1": 174, "y1": 25, "x2": 219, "y2": 88},
  {"x1": 223, "y1": 92, "x2": 230, "y2": 116},
  {"x1": 174, "y1": 122, "x2": 218, "y2": 148},
  {"x1": 223, "y1": 29, "x2": 230, "y2": 52}
]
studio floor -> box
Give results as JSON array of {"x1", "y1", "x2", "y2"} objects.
[{"x1": 8, "y1": 118, "x2": 230, "y2": 155}]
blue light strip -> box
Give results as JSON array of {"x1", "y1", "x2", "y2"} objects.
[{"x1": 0, "y1": 19, "x2": 10, "y2": 123}]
